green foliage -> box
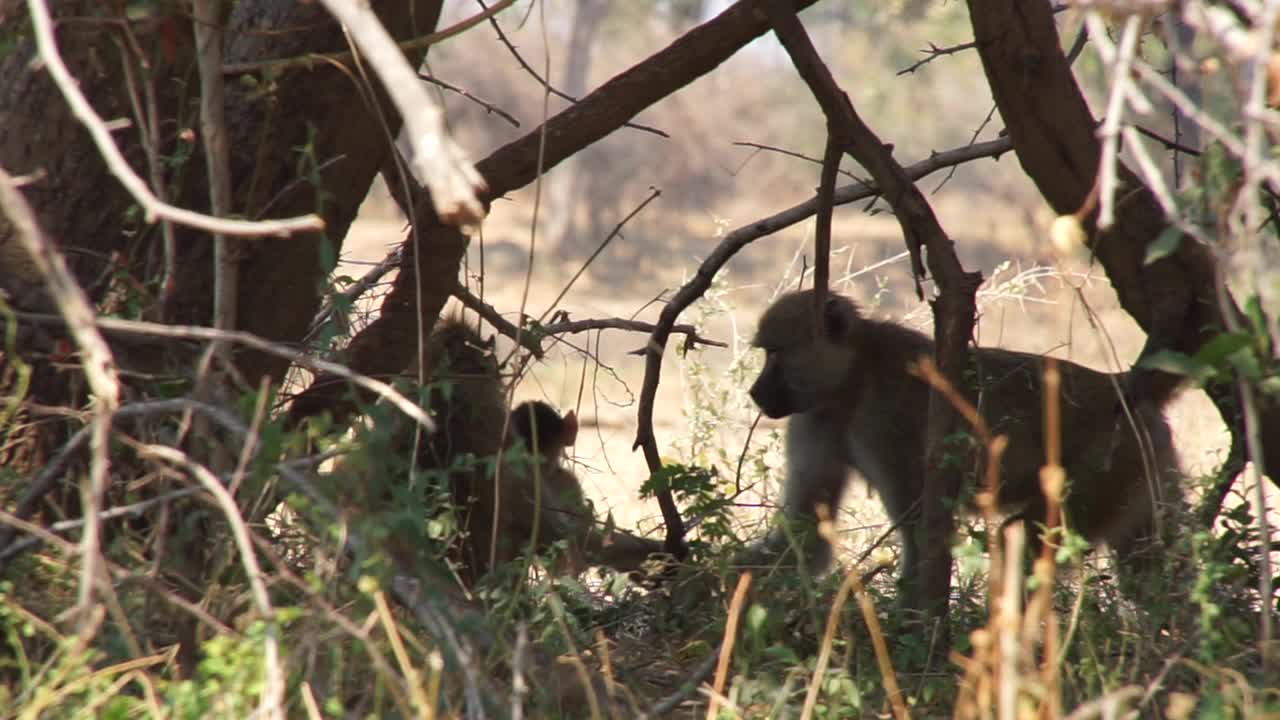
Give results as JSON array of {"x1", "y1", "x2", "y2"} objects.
[{"x1": 167, "y1": 623, "x2": 272, "y2": 719}]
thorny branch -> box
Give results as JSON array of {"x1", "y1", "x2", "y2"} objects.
[{"x1": 475, "y1": 0, "x2": 668, "y2": 139}]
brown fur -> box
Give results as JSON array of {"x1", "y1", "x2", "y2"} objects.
[
  {"x1": 748, "y1": 290, "x2": 1182, "y2": 608},
  {"x1": 407, "y1": 320, "x2": 662, "y2": 583}
]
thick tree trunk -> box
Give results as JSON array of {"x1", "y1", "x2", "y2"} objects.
[{"x1": 0, "y1": 0, "x2": 444, "y2": 472}]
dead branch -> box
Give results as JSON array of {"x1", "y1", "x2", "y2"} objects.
[
  {"x1": 476, "y1": 0, "x2": 667, "y2": 139},
  {"x1": 419, "y1": 72, "x2": 521, "y2": 128},
  {"x1": 897, "y1": 40, "x2": 978, "y2": 76},
  {"x1": 731, "y1": 141, "x2": 862, "y2": 181}
]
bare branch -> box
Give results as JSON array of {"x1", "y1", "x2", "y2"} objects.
[
  {"x1": 546, "y1": 317, "x2": 724, "y2": 350},
  {"x1": 453, "y1": 284, "x2": 543, "y2": 356},
  {"x1": 11, "y1": 312, "x2": 435, "y2": 433},
  {"x1": 732, "y1": 140, "x2": 862, "y2": 180},
  {"x1": 420, "y1": 72, "x2": 521, "y2": 128},
  {"x1": 897, "y1": 40, "x2": 977, "y2": 76},
  {"x1": 812, "y1": 130, "x2": 841, "y2": 311},
  {"x1": 477, "y1": 0, "x2": 668, "y2": 139}
]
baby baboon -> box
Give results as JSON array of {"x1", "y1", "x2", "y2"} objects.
[
  {"x1": 748, "y1": 290, "x2": 1181, "y2": 606},
  {"x1": 505, "y1": 400, "x2": 665, "y2": 576},
  {"x1": 410, "y1": 320, "x2": 662, "y2": 582}
]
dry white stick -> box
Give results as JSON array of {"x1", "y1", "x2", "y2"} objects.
[
  {"x1": 193, "y1": 0, "x2": 239, "y2": 337},
  {"x1": 24, "y1": 0, "x2": 323, "y2": 238},
  {"x1": 1120, "y1": 125, "x2": 1176, "y2": 218},
  {"x1": 139, "y1": 444, "x2": 284, "y2": 720},
  {"x1": 1129, "y1": 56, "x2": 1280, "y2": 191},
  {"x1": 1234, "y1": 0, "x2": 1279, "y2": 674},
  {"x1": 0, "y1": 166, "x2": 119, "y2": 634},
  {"x1": 997, "y1": 523, "x2": 1025, "y2": 720},
  {"x1": 316, "y1": 0, "x2": 487, "y2": 225},
  {"x1": 1086, "y1": 13, "x2": 1144, "y2": 230}
]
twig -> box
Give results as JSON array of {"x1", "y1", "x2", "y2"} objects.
[
  {"x1": 1061, "y1": 686, "x2": 1142, "y2": 720},
  {"x1": 705, "y1": 572, "x2": 752, "y2": 720},
  {"x1": 138, "y1": 443, "x2": 285, "y2": 720},
  {"x1": 307, "y1": 245, "x2": 404, "y2": 342},
  {"x1": 552, "y1": 318, "x2": 723, "y2": 350},
  {"x1": 537, "y1": 187, "x2": 664, "y2": 327},
  {"x1": 898, "y1": 40, "x2": 977, "y2": 76},
  {"x1": 0, "y1": 165, "x2": 119, "y2": 637},
  {"x1": 731, "y1": 141, "x2": 861, "y2": 180},
  {"x1": 1086, "y1": 12, "x2": 1146, "y2": 230},
  {"x1": 316, "y1": 0, "x2": 486, "y2": 225},
  {"x1": 420, "y1": 72, "x2": 521, "y2": 128},
  {"x1": 1133, "y1": 123, "x2": 1201, "y2": 155},
  {"x1": 476, "y1": 0, "x2": 668, "y2": 139},
  {"x1": 852, "y1": 572, "x2": 909, "y2": 720},
  {"x1": 0, "y1": 487, "x2": 203, "y2": 564},
  {"x1": 11, "y1": 312, "x2": 435, "y2": 432},
  {"x1": 452, "y1": 284, "x2": 543, "y2": 356},
  {"x1": 23, "y1": 0, "x2": 323, "y2": 237}
]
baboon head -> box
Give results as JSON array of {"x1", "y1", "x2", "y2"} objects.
[
  {"x1": 511, "y1": 400, "x2": 578, "y2": 457},
  {"x1": 749, "y1": 290, "x2": 859, "y2": 419}
]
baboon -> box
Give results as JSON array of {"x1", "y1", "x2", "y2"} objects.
[
  {"x1": 505, "y1": 399, "x2": 666, "y2": 577},
  {"x1": 409, "y1": 319, "x2": 662, "y2": 583},
  {"x1": 747, "y1": 290, "x2": 1181, "y2": 608}
]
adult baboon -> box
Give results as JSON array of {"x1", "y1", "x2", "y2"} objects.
[
  {"x1": 407, "y1": 319, "x2": 662, "y2": 582},
  {"x1": 747, "y1": 290, "x2": 1181, "y2": 607}
]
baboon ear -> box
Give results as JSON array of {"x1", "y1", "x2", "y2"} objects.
[
  {"x1": 821, "y1": 296, "x2": 857, "y2": 340},
  {"x1": 560, "y1": 410, "x2": 578, "y2": 447}
]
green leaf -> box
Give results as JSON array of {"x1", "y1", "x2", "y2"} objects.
[
  {"x1": 1139, "y1": 350, "x2": 1211, "y2": 381},
  {"x1": 1192, "y1": 332, "x2": 1253, "y2": 369},
  {"x1": 1144, "y1": 226, "x2": 1183, "y2": 265}
]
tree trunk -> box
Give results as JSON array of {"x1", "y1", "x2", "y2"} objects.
[
  {"x1": 0, "y1": 0, "x2": 444, "y2": 474},
  {"x1": 545, "y1": 0, "x2": 608, "y2": 254}
]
